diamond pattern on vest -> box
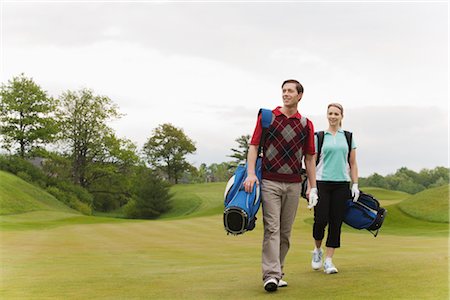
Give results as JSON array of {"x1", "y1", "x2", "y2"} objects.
[
  {"x1": 281, "y1": 124, "x2": 296, "y2": 143},
  {"x1": 295, "y1": 149, "x2": 303, "y2": 161},
  {"x1": 278, "y1": 163, "x2": 293, "y2": 174},
  {"x1": 265, "y1": 144, "x2": 278, "y2": 161}
]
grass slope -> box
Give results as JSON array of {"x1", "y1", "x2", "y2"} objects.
[
  {"x1": 0, "y1": 170, "x2": 75, "y2": 215},
  {"x1": 361, "y1": 187, "x2": 410, "y2": 202},
  {"x1": 160, "y1": 182, "x2": 226, "y2": 219},
  {"x1": 398, "y1": 185, "x2": 449, "y2": 223}
]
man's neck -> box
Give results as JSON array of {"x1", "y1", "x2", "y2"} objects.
[{"x1": 280, "y1": 105, "x2": 298, "y2": 118}]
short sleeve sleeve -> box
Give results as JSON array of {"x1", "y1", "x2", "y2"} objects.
[
  {"x1": 249, "y1": 114, "x2": 263, "y2": 145},
  {"x1": 304, "y1": 119, "x2": 316, "y2": 155}
]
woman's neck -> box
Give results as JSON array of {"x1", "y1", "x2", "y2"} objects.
[{"x1": 327, "y1": 125, "x2": 340, "y2": 134}]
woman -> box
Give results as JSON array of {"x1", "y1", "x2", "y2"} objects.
[{"x1": 309, "y1": 103, "x2": 359, "y2": 274}]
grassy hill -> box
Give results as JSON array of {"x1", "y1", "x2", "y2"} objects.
[
  {"x1": 159, "y1": 182, "x2": 226, "y2": 219},
  {"x1": 398, "y1": 184, "x2": 449, "y2": 223},
  {"x1": 0, "y1": 170, "x2": 75, "y2": 215},
  {"x1": 361, "y1": 187, "x2": 410, "y2": 202},
  {"x1": 0, "y1": 171, "x2": 130, "y2": 230}
]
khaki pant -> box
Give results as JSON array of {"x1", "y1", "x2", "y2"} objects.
[{"x1": 261, "y1": 179, "x2": 301, "y2": 281}]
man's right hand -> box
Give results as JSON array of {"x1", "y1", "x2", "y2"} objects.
[{"x1": 243, "y1": 174, "x2": 259, "y2": 193}]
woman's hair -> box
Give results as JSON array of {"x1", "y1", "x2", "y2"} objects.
[{"x1": 327, "y1": 103, "x2": 344, "y2": 127}]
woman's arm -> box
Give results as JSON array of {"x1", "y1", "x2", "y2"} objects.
[{"x1": 349, "y1": 148, "x2": 358, "y2": 183}]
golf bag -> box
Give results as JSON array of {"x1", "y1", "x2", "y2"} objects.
[
  {"x1": 344, "y1": 191, "x2": 387, "y2": 237},
  {"x1": 223, "y1": 108, "x2": 272, "y2": 235}
]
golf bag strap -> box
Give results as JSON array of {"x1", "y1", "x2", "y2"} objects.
[
  {"x1": 315, "y1": 131, "x2": 325, "y2": 165},
  {"x1": 315, "y1": 130, "x2": 352, "y2": 165},
  {"x1": 344, "y1": 130, "x2": 353, "y2": 163},
  {"x1": 258, "y1": 108, "x2": 273, "y2": 156}
]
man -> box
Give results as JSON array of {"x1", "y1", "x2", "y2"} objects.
[{"x1": 243, "y1": 79, "x2": 318, "y2": 292}]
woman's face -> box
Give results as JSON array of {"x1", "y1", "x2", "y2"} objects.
[{"x1": 327, "y1": 106, "x2": 343, "y2": 127}]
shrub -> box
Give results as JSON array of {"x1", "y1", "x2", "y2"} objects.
[
  {"x1": 46, "y1": 186, "x2": 92, "y2": 215},
  {"x1": 56, "y1": 181, "x2": 93, "y2": 206},
  {"x1": 16, "y1": 171, "x2": 32, "y2": 182},
  {"x1": 125, "y1": 168, "x2": 172, "y2": 219},
  {"x1": 0, "y1": 155, "x2": 47, "y2": 184}
]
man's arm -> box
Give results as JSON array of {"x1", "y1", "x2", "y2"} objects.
[
  {"x1": 243, "y1": 145, "x2": 259, "y2": 193},
  {"x1": 304, "y1": 153, "x2": 317, "y2": 190}
]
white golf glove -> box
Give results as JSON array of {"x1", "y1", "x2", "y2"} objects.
[
  {"x1": 308, "y1": 187, "x2": 318, "y2": 209},
  {"x1": 351, "y1": 183, "x2": 360, "y2": 202}
]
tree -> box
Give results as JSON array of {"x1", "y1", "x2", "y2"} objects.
[
  {"x1": 56, "y1": 88, "x2": 121, "y2": 187},
  {"x1": 0, "y1": 73, "x2": 58, "y2": 157},
  {"x1": 86, "y1": 134, "x2": 140, "y2": 211},
  {"x1": 125, "y1": 167, "x2": 172, "y2": 219},
  {"x1": 208, "y1": 162, "x2": 233, "y2": 182},
  {"x1": 229, "y1": 134, "x2": 251, "y2": 167},
  {"x1": 143, "y1": 123, "x2": 196, "y2": 184}
]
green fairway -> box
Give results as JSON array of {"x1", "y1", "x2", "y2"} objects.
[
  {"x1": 0, "y1": 176, "x2": 448, "y2": 299},
  {"x1": 1, "y1": 207, "x2": 447, "y2": 299}
]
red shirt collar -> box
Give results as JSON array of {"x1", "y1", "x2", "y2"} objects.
[{"x1": 274, "y1": 106, "x2": 302, "y2": 119}]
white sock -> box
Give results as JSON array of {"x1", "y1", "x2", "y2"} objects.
[
  {"x1": 314, "y1": 247, "x2": 321, "y2": 252},
  {"x1": 325, "y1": 257, "x2": 332, "y2": 264}
]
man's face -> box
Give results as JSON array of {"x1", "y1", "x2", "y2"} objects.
[{"x1": 282, "y1": 83, "x2": 302, "y2": 108}]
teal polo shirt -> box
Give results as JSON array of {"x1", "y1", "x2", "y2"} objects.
[{"x1": 315, "y1": 129, "x2": 356, "y2": 182}]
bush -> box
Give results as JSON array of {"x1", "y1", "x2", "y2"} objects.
[
  {"x1": 125, "y1": 168, "x2": 172, "y2": 219},
  {"x1": 56, "y1": 181, "x2": 93, "y2": 206},
  {"x1": 0, "y1": 155, "x2": 48, "y2": 185},
  {"x1": 46, "y1": 186, "x2": 92, "y2": 215},
  {"x1": 16, "y1": 171, "x2": 32, "y2": 182}
]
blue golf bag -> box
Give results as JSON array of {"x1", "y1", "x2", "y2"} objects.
[
  {"x1": 223, "y1": 157, "x2": 263, "y2": 235},
  {"x1": 223, "y1": 108, "x2": 272, "y2": 235},
  {"x1": 344, "y1": 191, "x2": 387, "y2": 237}
]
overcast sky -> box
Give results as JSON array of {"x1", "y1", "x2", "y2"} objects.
[{"x1": 1, "y1": 1, "x2": 448, "y2": 176}]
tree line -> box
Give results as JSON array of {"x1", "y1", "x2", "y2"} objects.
[
  {"x1": 0, "y1": 74, "x2": 203, "y2": 218},
  {"x1": 1, "y1": 74, "x2": 447, "y2": 219},
  {"x1": 359, "y1": 166, "x2": 448, "y2": 194}
]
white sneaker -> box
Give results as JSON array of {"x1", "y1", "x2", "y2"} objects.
[
  {"x1": 311, "y1": 248, "x2": 323, "y2": 270},
  {"x1": 263, "y1": 278, "x2": 278, "y2": 292},
  {"x1": 278, "y1": 279, "x2": 288, "y2": 287},
  {"x1": 323, "y1": 260, "x2": 338, "y2": 274}
]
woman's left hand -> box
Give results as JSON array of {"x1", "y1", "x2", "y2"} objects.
[{"x1": 351, "y1": 183, "x2": 360, "y2": 202}]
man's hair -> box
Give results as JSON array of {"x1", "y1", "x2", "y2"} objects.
[{"x1": 282, "y1": 79, "x2": 304, "y2": 94}]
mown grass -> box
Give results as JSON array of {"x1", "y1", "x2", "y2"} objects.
[
  {"x1": 0, "y1": 176, "x2": 448, "y2": 299},
  {"x1": 398, "y1": 185, "x2": 449, "y2": 223},
  {"x1": 0, "y1": 211, "x2": 133, "y2": 231},
  {"x1": 1, "y1": 207, "x2": 447, "y2": 299},
  {"x1": 0, "y1": 170, "x2": 75, "y2": 215}
]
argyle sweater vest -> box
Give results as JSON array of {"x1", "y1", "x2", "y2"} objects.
[{"x1": 262, "y1": 113, "x2": 309, "y2": 183}]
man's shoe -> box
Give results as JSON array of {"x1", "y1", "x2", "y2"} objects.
[
  {"x1": 324, "y1": 260, "x2": 338, "y2": 274},
  {"x1": 311, "y1": 248, "x2": 323, "y2": 270},
  {"x1": 264, "y1": 278, "x2": 278, "y2": 292},
  {"x1": 278, "y1": 279, "x2": 288, "y2": 288}
]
